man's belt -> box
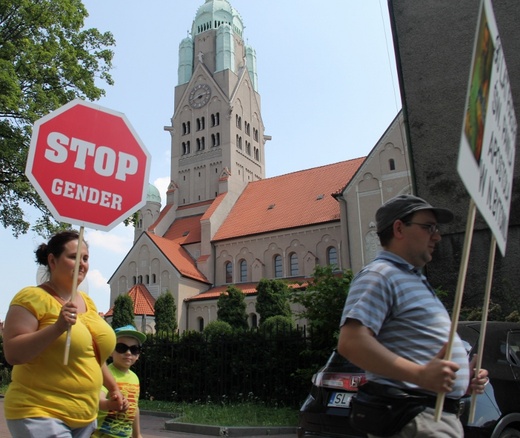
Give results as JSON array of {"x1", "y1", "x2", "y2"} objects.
[
  {"x1": 421, "y1": 395, "x2": 462, "y2": 416},
  {"x1": 403, "y1": 388, "x2": 463, "y2": 416}
]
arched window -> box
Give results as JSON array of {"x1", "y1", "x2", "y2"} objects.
[
  {"x1": 327, "y1": 246, "x2": 338, "y2": 268},
  {"x1": 145, "y1": 275, "x2": 150, "y2": 284},
  {"x1": 239, "y1": 259, "x2": 247, "y2": 282},
  {"x1": 138, "y1": 275, "x2": 143, "y2": 284},
  {"x1": 152, "y1": 274, "x2": 156, "y2": 284},
  {"x1": 289, "y1": 253, "x2": 299, "y2": 276},
  {"x1": 389, "y1": 158, "x2": 396, "y2": 171},
  {"x1": 225, "y1": 261, "x2": 233, "y2": 283},
  {"x1": 212, "y1": 133, "x2": 220, "y2": 147},
  {"x1": 197, "y1": 317, "x2": 204, "y2": 332},
  {"x1": 249, "y1": 313, "x2": 258, "y2": 328},
  {"x1": 211, "y1": 113, "x2": 220, "y2": 127},
  {"x1": 132, "y1": 276, "x2": 137, "y2": 285},
  {"x1": 274, "y1": 255, "x2": 282, "y2": 278},
  {"x1": 254, "y1": 147, "x2": 259, "y2": 161}
]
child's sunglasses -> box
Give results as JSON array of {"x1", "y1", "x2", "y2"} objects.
[{"x1": 115, "y1": 342, "x2": 141, "y2": 355}]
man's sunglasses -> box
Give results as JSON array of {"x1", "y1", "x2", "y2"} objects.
[{"x1": 115, "y1": 342, "x2": 141, "y2": 355}]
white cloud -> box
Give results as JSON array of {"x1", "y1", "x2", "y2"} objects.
[
  {"x1": 85, "y1": 225, "x2": 134, "y2": 255},
  {"x1": 84, "y1": 269, "x2": 112, "y2": 312},
  {"x1": 153, "y1": 176, "x2": 170, "y2": 205},
  {"x1": 87, "y1": 269, "x2": 111, "y2": 291}
]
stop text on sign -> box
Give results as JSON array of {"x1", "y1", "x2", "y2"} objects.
[{"x1": 46, "y1": 131, "x2": 138, "y2": 181}]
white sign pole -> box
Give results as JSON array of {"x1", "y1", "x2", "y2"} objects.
[
  {"x1": 468, "y1": 236, "x2": 496, "y2": 423},
  {"x1": 63, "y1": 226, "x2": 85, "y2": 365},
  {"x1": 434, "y1": 201, "x2": 476, "y2": 421}
]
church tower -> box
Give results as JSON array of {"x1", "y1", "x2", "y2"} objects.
[{"x1": 164, "y1": 0, "x2": 267, "y2": 208}]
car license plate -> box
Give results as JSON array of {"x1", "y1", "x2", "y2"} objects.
[{"x1": 328, "y1": 392, "x2": 352, "y2": 408}]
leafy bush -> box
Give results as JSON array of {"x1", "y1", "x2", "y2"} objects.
[
  {"x1": 261, "y1": 315, "x2": 294, "y2": 336},
  {"x1": 203, "y1": 320, "x2": 233, "y2": 340}
]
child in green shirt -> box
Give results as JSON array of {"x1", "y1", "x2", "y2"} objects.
[{"x1": 92, "y1": 325, "x2": 146, "y2": 438}]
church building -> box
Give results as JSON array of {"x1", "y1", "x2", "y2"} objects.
[{"x1": 106, "y1": 0, "x2": 411, "y2": 333}]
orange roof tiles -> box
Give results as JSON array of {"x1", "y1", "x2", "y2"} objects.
[
  {"x1": 213, "y1": 158, "x2": 364, "y2": 241},
  {"x1": 104, "y1": 284, "x2": 156, "y2": 316},
  {"x1": 186, "y1": 278, "x2": 309, "y2": 301},
  {"x1": 129, "y1": 284, "x2": 156, "y2": 315},
  {"x1": 162, "y1": 214, "x2": 202, "y2": 244},
  {"x1": 201, "y1": 193, "x2": 226, "y2": 221},
  {"x1": 146, "y1": 232, "x2": 210, "y2": 284}
]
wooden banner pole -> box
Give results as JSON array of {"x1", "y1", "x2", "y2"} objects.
[
  {"x1": 434, "y1": 200, "x2": 476, "y2": 421},
  {"x1": 63, "y1": 226, "x2": 85, "y2": 365},
  {"x1": 468, "y1": 235, "x2": 496, "y2": 423}
]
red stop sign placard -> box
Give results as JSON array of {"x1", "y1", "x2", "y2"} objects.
[{"x1": 26, "y1": 99, "x2": 151, "y2": 231}]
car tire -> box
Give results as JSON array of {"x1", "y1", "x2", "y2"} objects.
[{"x1": 498, "y1": 427, "x2": 520, "y2": 438}]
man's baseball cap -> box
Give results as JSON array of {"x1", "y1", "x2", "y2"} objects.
[
  {"x1": 376, "y1": 194, "x2": 454, "y2": 233},
  {"x1": 114, "y1": 325, "x2": 146, "y2": 344}
]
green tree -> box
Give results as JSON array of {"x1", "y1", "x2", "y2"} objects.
[
  {"x1": 111, "y1": 294, "x2": 135, "y2": 329},
  {"x1": 292, "y1": 265, "x2": 353, "y2": 353},
  {"x1": 0, "y1": 0, "x2": 115, "y2": 237},
  {"x1": 217, "y1": 285, "x2": 248, "y2": 330},
  {"x1": 261, "y1": 315, "x2": 294, "y2": 337},
  {"x1": 154, "y1": 292, "x2": 178, "y2": 334},
  {"x1": 255, "y1": 278, "x2": 291, "y2": 325},
  {"x1": 203, "y1": 320, "x2": 233, "y2": 341}
]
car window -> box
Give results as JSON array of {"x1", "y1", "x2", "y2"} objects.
[{"x1": 507, "y1": 331, "x2": 520, "y2": 367}]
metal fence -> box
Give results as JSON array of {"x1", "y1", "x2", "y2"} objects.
[{"x1": 133, "y1": 327, "x2": 319, "y2": 407}]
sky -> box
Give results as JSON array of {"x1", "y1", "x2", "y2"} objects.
[{"x1": 0, "y1": 0, "x2": 402, "y2": 321}]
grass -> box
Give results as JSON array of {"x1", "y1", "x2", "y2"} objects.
[
  {"x1": 1, "y1": 384, "x2": 298, "y2": 427},
  {"x1": 139, "y1": 399, "x2": 299, "y2": 427}
]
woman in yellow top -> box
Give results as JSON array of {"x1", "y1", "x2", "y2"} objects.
[{"x1": 3, "y1": 230, "x2": 126, "y2": 438}]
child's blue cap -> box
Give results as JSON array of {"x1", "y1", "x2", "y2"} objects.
[{"x1": 114, "y1": 325, "x2": 146, "y2": 344}]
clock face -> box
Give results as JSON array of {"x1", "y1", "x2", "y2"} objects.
[{"x1": 189, "y1": 83, "x2": 211, "y2": 108}]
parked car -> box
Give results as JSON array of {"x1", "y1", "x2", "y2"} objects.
[
  {"x1": 298, "y1": 349, "x2": 367, "y2": 438},
  {"x1": 458, "y1": 321, "x2": 520, "y2": 437},
  {"x1": 298, "y1": 322, "x2": 520, "y2": 438}
]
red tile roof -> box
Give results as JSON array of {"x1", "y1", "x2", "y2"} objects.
[
  {"x1": 146, "y1": 231, "x2": 210, "y2": 283},
  {"x1": 212, "y1": 158, "x2": 364, "y2": 241},
  {"x1": 201, "y1": 193, "x2": 226, "y2": 221},
  {"x1": 104, "y1": 284, "x2": 156, "y2": 316},
  {"x1": 185, "y1": 278, "x2": 309, "y2": 301},
  {"x1": 162, "y1": 214, "x2": 202, "y2": 244}
]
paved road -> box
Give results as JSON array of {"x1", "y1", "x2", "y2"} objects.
[{"x1": 0, "y1": 398, "x2": 297, "y2": 438}]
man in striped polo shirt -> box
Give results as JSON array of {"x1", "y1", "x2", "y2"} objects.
[{"x1": 338, "y1": 194, "x2": 488, "y2": 438}]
